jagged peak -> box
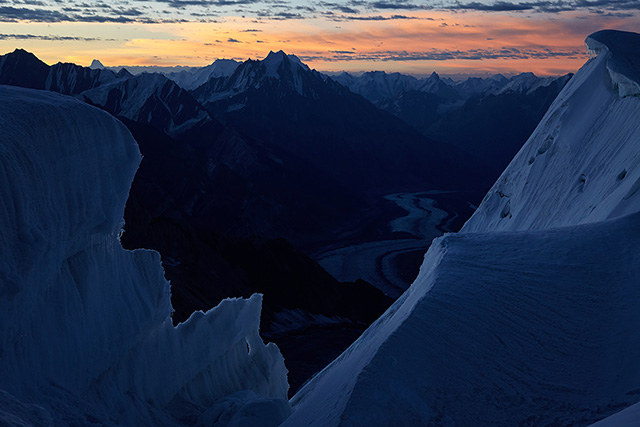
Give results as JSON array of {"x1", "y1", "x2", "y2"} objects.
[
  {"x1": 117, "y1": 68, "x2": 133, "y2": 78},
  {"x1": 262, "y1": 50, "x2": 309, "y2": 75},
  {"x1": 90, "y1": 59, "x2": 105, "y2": 70},
  {"x1": 512, "y1": 71, "x2": 537, "y2": 79}
]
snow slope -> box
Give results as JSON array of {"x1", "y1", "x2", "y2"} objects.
[
  {"x1": 464, "y1": 30, "x2": 640, "y2": 233},
  {"x1": 591, "y1": 400, "x2": 640, "y2": 426},
  {"x1": 285, "y1": 29, "x2": 640, "y2": 426},
  {"x1": 286, "y1": 213, "x2": 640, "y2": 426},
  {"x1": 0, "y1": 85, "x2": 289, "y2": 426}
]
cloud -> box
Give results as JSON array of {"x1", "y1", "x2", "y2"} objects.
[
  {"x1": 322, "y1": 11, "x2": 426, "y2": 21},
  {"x1": 0, "y1": 6, "x2": 69, "y2": 21},
  {"x1": 445, "y1": 0, "x2": 640, "y2": 12},
  {"x1": 367, "y1": 1, "x2": 423, "y2": 10},
  {"x1": 0, "y1": 4, "x2": 170, "y2": 23},
  {"x1": 0, "y1": 33, "x2": 115, "y2": 41},
  {"x1": 300, "y1": 46, "x2": 585, "y2": 63},
  {"x1": 0, "y1": 0, "x2": 639, "y2": 25}
]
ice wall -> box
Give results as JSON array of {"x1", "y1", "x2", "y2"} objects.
[{"x1": 0, "y1": 85, "x2": 289, "y2": 425}]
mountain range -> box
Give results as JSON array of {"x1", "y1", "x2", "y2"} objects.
[
  {"x1": 333, "y1": 69, "x2": 572, "y2": 176},
  {"x1": 0, "y1": 46, "x2": 573, "y2": 395},
  {"x1": 1, "y1": 29, "x2": 639, "y2": 426}
]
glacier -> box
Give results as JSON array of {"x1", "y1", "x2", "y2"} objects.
[
  {"x1": 0, "y1": 85, "x2": 289, "y2": 425},
  {"x1": 284, "y1": 29, "x2": 640, "y2": 426}
]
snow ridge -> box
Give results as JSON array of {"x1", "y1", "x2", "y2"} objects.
[
  {"x1": 285, "y1": 30, "x2": 640, "y2": 426},
  {"x1": 463, "y1": 30, "x2": 640, "y2": 233},
  {"x1": 587, "y1": 29, "x2": 640, "y2": 97}
]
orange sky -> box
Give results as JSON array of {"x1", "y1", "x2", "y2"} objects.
[{"x1": 0, "y1": 8, "x2": 638, "y2": 76}]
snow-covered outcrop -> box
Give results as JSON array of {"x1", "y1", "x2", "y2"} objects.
[
  {"x1": 331, "y1": 71, "x2": 422, "y2": 103},
  {"x1": 165, "y1": 59, "x2": 240, "y2": 90},
  {"x1": 192, "y1": 51, "x2": 315, "y2": 104},
  {"x1": 464, "y1": 30, "x2": 640, "y2": 233},
  {"x1": 284, "y1": 29, "x2": 640, "y2": 426},
  {"x1": 0, "y1": 85, "x2": 289, "y2": 425},
  {"x1": 46, "y1": 61, "x2": 121, "y2": 95},
  {"x1": 81, "y1": 72, "x2": 212, "y2": 136}
]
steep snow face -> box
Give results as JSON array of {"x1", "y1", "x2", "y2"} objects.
[
  {"x1": 285, "y1": 30, "x2": 640, "y2": 426},
  {"x1": 463, "y1": 30, "x2": 640, "y2": 233},
  {"x1": 286, "y1": 213, "x2": 640, "y2": 426},
  {"x1": 0, "y1": 86, "x2": 289, "y2": 425}
]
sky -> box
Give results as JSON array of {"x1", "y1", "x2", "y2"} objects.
[{"x1": 0, "y1": 0, "x2": 639, "y2": 76}]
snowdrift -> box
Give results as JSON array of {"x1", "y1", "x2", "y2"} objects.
[
  {"x1": 0, "y1": 85, "x2": 288, "y2": 426},
  {"x1": 285, "y1": 29, "x2": 640, "y2": 426}
]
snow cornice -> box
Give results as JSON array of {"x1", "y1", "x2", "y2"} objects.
[{"x1": 586, "y1": 29, "x2": 640, "y2": 97}]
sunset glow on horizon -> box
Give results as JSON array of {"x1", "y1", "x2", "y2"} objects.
[{"x1": 1, "y1": 1, "x2": 639, "y2": 77}]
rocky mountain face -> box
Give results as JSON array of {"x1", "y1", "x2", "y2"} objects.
[{"x1": 192, "y1": 51, "x2": 489, "y2": 195}]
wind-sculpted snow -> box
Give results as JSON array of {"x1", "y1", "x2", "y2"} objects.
[
  {"x1": 0, "y1": 85, "x2": 289, "y2": 425},
  {"x1": 286, "y1": 212, "x2": 640, "y2": 426},
  {"x1": 464, "y1": 30, "x2": 640, "y2": 233},
  {"x1": 588, "y1": 30, "x2": 640, "y2": 97},
  {"x1": 286, "y1": 30, "x2": 640, "y2": 425}
]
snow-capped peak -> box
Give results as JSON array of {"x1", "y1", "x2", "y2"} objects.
[
  {"x1": 164, "y1": 58, "x2": 241, "y2": 90},
  {"x1": 262, "y1": 50, "x2": 310, "y2": 78},
  {"x1": 89, "y1": 59, "x2": 105, "y2": 70}
]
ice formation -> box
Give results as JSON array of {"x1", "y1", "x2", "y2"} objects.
[
  {"x1": 284, "y1": 30, "x2": 640, "y2": 426},
  {"x1": 0, "y1": 85, "x2": 289, "y2": 425}
]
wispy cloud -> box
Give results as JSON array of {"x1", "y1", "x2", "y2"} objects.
[
  {"x1": 1, "y1": 0, "x2": 640, "y2": 24},
  {"x1": 0, "y1": 33, "x2": 116, "y2": 41},
  {"x1": 301, "y1": 46, "x2": 585, "y2": 62}
]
